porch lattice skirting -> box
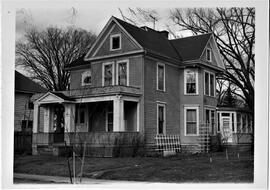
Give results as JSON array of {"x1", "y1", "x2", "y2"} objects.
[
  {"x1": 32, "y1": 132, "x2": 144, "y2": 157},
  {"x1": 199, "y1": 124, "x2": 211, "y2": 153}
]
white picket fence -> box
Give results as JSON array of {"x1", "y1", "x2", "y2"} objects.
[{"x1": 154, "y1": 134, "x2": 181, "y2": 152}]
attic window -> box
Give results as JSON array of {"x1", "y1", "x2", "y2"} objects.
[
  {"x1": 110, "y1": 34, "x2": 121, "y2": 51},
  {"x1": 206, "y1": 48, "x2": 212, "y2": 62}
]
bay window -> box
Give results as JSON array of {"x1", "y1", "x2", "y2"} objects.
[
  {"x1": 184, "y1": 69, "x2": 198, "y2": 95},
  {"x1": 205, "y1": 109, "x2": 216, "y2": 135},
  {"x1": 185, "y1": 106, "x2": 199, "y2": 136},
  {"x1": 204, "y1": 71, "x2": 215, "y2": 97}
]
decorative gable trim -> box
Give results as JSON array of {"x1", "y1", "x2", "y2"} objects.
[
  {"x1": 92, "y1": 24, "x2": 116, "y2": 57},
  {"x1": 199, "y1": 34, "x2": 225, "y2": 70},
  {"x1": 113, "y1": 17, "x2": 143, "y2": 49},
  {"x1": 35, "y1": 92, "x2": 74, "y2": 104},
  {"x1": 84, "y1": 16, "x2": 143, "y2": 61}
]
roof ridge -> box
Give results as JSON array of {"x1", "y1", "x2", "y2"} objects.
[
  {"x1": 113, "y1": 16, "x2": 167, "y2": 36},
  {"x1": 169, "y1": 32, "x2": 212, "y2": 41}
]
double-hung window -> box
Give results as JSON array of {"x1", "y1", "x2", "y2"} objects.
[
  {"x1": 204, "y1": 71, "x2": 215, "y2": 97},
  {"x1": 157, "y1": 63, "x2": 165, "y2": 91},
  {"x1": 117, "y1": 60, "x2": 129, "y2": 86},
  {"x1": 205, "y1": 109, "x2": 216, "y2": 135},
  {"x1": 157, "y1": 103, "x2": 166, "y2": 134},
  {"x1": 184, "y1": 69, "x2": 198, "y2": 95},
  {"x1": 185, "y1": 106, "x2": 199, "y2": 136},
  {"x1": 102, "y1": 62, "x2": 114, "y2": 86}
]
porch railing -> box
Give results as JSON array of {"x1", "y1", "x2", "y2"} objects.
[{"x1": 32, "y1": 132, "x2": 144, "y2": 157}]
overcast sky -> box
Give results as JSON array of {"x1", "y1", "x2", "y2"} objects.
[{"x1": 16, "y1": 7, "x2": 175, "y2": 41}]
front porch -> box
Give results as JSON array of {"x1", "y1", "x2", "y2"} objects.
[{"x1": 32, "y1": 91, "x2": 143, "y2": 156}]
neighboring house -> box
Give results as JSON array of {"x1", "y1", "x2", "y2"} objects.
[
  {"x1": 217, "y1": 106, "x2": 253, "y2": 145},
  {"x1": 216, "y1": 85, "x2": 253, "y2": 148},
  {"x1": 31, "y1": 16, "x2": 226, "y2": 156},
  {"x1": 15, "y1": 71, "x2": 46, "y2": 132}
]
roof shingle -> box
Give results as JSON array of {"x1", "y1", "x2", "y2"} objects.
[{"x1": 15, "y1": 71, "x2": 47, "y2": 93}]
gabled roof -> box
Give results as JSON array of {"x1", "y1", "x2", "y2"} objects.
[
  {"x1": 68, "y1": 16, "x2": 223, "y2": 71},
  {"x1": 15, "y1": 71, "x2": 47, "y2": 93},
  {"x1": 114, "y1": 17, "x2": 181, "y2": 62},
  {"x1": 170, "y1": 33, "x2": 212, "y2": 61},
  {"x1": 35, "y1": 91, "x2": 75, "y2": 104},
  {"x1": 50, "y1": 92, "x2": 75, "y2": 101}
]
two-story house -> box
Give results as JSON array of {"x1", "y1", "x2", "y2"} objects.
[{"x1": 31, "y1": 16, "x2": 225, "y2": 156}]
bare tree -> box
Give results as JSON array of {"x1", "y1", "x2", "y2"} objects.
[
  {"x1": 119, "y1": 8, "x2": 160, "y2": 29},
  {"x1": 16, "y1": 27, "x2": 96, "y2": 91},
  {"x1": 170, "y1": 8, "x2": 255, "y2": 116}
]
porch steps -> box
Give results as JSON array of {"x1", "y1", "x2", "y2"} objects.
[{"x1": 37, "y1": 146, "x2": 54, "y2": 156}]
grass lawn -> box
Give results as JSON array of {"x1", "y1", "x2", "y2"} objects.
[{"x1": 14, "y1": 151, "x2": 253, "y2": 183}]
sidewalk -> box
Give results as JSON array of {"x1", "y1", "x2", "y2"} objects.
[{"x1": 14, "y1": 173, "x2": 124, "y2": 184}]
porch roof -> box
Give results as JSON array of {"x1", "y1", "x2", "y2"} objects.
[
  {"x1": 217, "y1": 106, "x2": 252, "y2": 113},
  {"x1": 34, "y1": 92, "x2": 75, "y2": 104},
  {"x1": 31, "y1": 86, "x2": 141, "y2": 102}
]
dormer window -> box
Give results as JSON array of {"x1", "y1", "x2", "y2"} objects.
[
  {"x1": 206, "y1": 48, "x2": 212, "y2": 62},
  {"x1": 81, "y1": 71, "x2": 91, "y2": 86},
  {"x1": 110, "y1": 34, "x2": 121, "y2": 51}
]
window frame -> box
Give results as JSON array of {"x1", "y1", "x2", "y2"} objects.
[
  {"x1": 204, "y1": 70, "x2": 216, "y2": 97},
  {"x1": 116, "y1": 60, "x2": 129, "y2": 86},
  {"x1": 81, "y1": 70, "x2": 92, "y2": 86},
  {"x1": 156, "y1": 63, "x2": 166, "y2": 92},
  {"x1": 110, "y1": 34, "x2": 121, "y2": 51},
  {"x1": 157, "y1": 103, "x2": 166, "y2": 135},
  {"x1": 206, "y1": 48, "x2": 212, "y2": 62},
  {"x1": 184, "y1": 69, "x2": 198, "y2": 95},
  {"x1": 217, "y1": 112, "x2": 220, "y2": 132},
  {"x1": 75, "y1": 105, "x2": 86, "y2": 124},
  {"x1": 184, "y1": 106, "x2": 199, "y2": 136},
  {"x1": 102, "y1": 62, "x2": 115, "y2": 86},
  {"x1": 205, "y1": 108, "x2": 216, "y2": 135},
  {"x1": 106, "y1": 109, "x2": 114, "y2": 132}
]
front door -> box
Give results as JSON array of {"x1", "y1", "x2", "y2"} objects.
[
  {"x1": 221, "y1": 117, "x2": 233, "y2": 143},
  {"x1": 53, "y1": 104, "x2": 65, "y2": 143}
]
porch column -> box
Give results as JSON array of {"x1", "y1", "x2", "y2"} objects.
[
  {"x1": 64, "y1": 104, "x2": 75, "y2": 145},
  {"x1": 113, "y1": 95, "x2": 124, "y2": 131},
  {"x1": 136, "y1": 102, "x2": 140, "y2": 132},
  {"x1": 33, "y1": 103, "x2": 39, "y2": 133}
]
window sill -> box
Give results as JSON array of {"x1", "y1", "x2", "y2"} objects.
[
  {"x1": 204, "y1": 94, "x2": 216, "y2": 98},
  {"x1": 184, "y1": 134, "x2": 199, "y2": 137},
  {"x1": 82, "y1": 84, "x2": 92, "y2": 86},
  {"x1": 184, "y1": 94, "x2": 199, "y2": 96},
  {"x1": 157, "y1": 89, "x2": 166, "y2": 93},
  {"x1": 110, "y1": 48, "x2": 121, "y2": 51}
]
